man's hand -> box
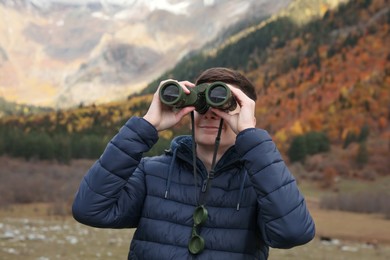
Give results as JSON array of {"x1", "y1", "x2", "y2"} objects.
[
  {"x1": 143, "y1": 80, "x2": 195, "y2": 131},
  {"x1": 211, "y1": 86, "x2": 256, "y2": 134}
]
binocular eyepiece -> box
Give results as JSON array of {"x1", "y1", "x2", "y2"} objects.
[{"x1": 159, "y1": 80, "x2": 237, "y2": 114}]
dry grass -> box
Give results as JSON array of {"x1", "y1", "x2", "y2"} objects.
[
  {"x1": 312, "y1": 207, "x2": 390, "y2": 244},
  {"x1": 0, "y1": 216, "x2": 132, "y2": 260},
  {"x1": 0, "y1": 203, "x2": 390, "y2": 259},
  {"x1": 0, "y1": 156, "x2": 389, "y2": 259}
]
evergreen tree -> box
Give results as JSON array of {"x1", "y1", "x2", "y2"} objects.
[
  {"x1": 288, "y1": 135, "x2": 307, "y2": 162},
  {"x1": 358, "y1": 124, "x2": 369, "y2": 142},
  {"x1": 356, "y1": 141, "x2": 369, "y2": 167},
  {"x1": 37, "y1": 132, "x2": 55, "y2": 160},
  {"x1": 0, "y1": 128, "x2": 4, "y2": 155},
  {"x1": 54, "y1": 134, "x2": 72, "y2": 164},
  {"x1": 305, "y1": 132, "x2": 330, "y2": 155},
  {"x1": 288, "y1": 131, "x2": 330, "y2": 163},
  {"x1": 343, "y1": 131, "x2": 357, "y2": 149}
]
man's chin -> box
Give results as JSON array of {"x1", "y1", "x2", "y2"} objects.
[
  {"x1": 195, "y1": 138, "x2": 217, "y2": 146},
  {"x1": 199, "y1": 128, "x2": 219, "y2": 134}
]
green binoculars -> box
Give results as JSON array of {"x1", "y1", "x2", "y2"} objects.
[{"x1": 159, "y1": 80, "x2": 237, "y2": 114}]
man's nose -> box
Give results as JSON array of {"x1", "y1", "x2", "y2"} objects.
[{"x1": 203, "y1": 108, "x2": 219, "y2": 119}]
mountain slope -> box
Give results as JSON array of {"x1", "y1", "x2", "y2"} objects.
[
  {"x1": 0, "y1": 96, "x2": 52, "y2": 117},
  {"x1": 0, "y1": 0, "x2": 291, "y2": 109},
  {"x1": 0, "y1": 0, "x2": 388, "y2": 179},
  {"x1": 141, "y1": 0, "x2": 389, "y2": 148},
  {"x1": 141, "y1": 0, "x2": 350, "y2": 93}
]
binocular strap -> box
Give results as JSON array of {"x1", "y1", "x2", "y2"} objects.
[{"x1": 190, "y1": 111, "x2": 223, "y2": 206}]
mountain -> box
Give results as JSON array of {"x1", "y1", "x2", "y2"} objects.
[
  {"x1": 1, "y1": 0, "x2": 387, "y2": 181},
  {"x1": 142, "y1": 0, "x2": 351, "y2": 93},
  {"x1": 144, "y1": 0, "x2": 389, "y2": 151},
  {"x1": 0, "y1": 0, "x2": 291, "y2": 109},
  {"x1": 0, "y1": 96, "x2": 53, "y2": 117}
]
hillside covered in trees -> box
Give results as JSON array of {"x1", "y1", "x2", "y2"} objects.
[{"x1": 0, "y1": 0, "x2": 388, "y2": 180}]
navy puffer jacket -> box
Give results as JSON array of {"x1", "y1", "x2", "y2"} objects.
[{"x1": 72, "y1": 117, "x2": 315, "y2": 259}]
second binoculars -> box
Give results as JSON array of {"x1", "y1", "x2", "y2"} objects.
[{"x1": 159, "y1": 80, "x2": 237, "y2": 114}]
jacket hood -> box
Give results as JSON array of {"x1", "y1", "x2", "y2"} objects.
[
  {"x1": 169, "y1": 135, "x2": 192, "y2": 152},
  {"x1": 164, "y1": 134, "x2": 246, "y2": 210},
  {"x1": 166, "y1": 113, "x2": 240, "y2": 170},
  {"x1": 167, "y1": 135, "x2": 242, "y2": 172}
]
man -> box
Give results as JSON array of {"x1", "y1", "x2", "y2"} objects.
[{"x1": 72, "y1": 67, "x2": 315, "y2": 259}]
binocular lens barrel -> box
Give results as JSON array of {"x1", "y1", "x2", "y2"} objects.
[
  {"x1": 159, "y1": 80, "x2": 236, "y2": 113},
  {"x1": 208, "y1": 85, "x2": 228, "y2": 105},
  {"x1": 160, "y1": 84, "x2": 181, "y2": 103},
  {"x1": 206, "y1": 83, "x2": 237, "y2": 111}
]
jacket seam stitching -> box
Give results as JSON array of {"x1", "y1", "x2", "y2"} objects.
[
  {"x1": 109, "y1": 140, "x2": 131, "y2": 157},
  {"x1": 124, "y1": 122, "x2": 156, "y2": 146},
  {"x1": 238, "y1": 138, "x2": 272, "y2": 155},
  {"x1": 264, "y1": 197, "x2": 304, "y2": 224},
  {"x1": 248, "y1": 158, "x2": 284, "y2": 177},
  {"x1": 259, "y1": 178, "x2": 295, "y2": 199},
  {"x1": 83, "y1": 160, "x2": 127, "y2": 199}
]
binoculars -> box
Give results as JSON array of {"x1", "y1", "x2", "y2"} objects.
[{"x1": 159, "y1": 80, "x2": 237, "y2": 114}]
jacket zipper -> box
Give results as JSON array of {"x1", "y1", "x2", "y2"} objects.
[{"x1": 201, "y1": 178, "x2": 208, "y2": 192}]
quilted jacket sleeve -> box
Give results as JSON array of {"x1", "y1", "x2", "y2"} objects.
[
  {"x1": 72, "y1": 117, "x2": 158, "y2": 228},
  {"x1": 235, "y1": 128, "x2": 315, "y2": 248}
]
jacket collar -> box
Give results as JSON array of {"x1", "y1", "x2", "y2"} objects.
[
  {"x1": 168, "y1": 135, "x2": 241, "y2": 174},
  {"x1": 164, "y1": 135, "x2": 246, "y2": 211}
]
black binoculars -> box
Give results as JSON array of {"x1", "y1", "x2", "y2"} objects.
[{"x1": 159, "y1": 80, "x2": 237, "y2": 114}]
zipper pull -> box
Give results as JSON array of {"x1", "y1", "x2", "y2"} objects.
[{"x1": 201, "y1": 179, "x2": 208, "y2": 192}]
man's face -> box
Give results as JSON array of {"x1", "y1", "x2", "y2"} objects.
[{"x1": 193, "y1": 84, "x2": 239, "y2": 150}]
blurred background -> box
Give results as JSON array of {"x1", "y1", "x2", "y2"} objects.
[{"x1": 0, "y1": 0, "x2": 389, "y2": 259}]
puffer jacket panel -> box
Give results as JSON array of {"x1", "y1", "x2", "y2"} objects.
[
  {"x1": 72, "y1": 117, "x2": 315, "y2": 260},
  {"x1": 130, "y1": 144, "x2": 263, "y2": 259},
  {"x1": 236, "y1": 128, "x2": 315, "y2": 248}
]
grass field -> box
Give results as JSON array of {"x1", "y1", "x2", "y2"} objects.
[
  {"x1": 0, "y1": 203, "x2": 389, "y2": 260},
  {"x1": 0, "y1": 156, "x2": 389, "y2": 259}
]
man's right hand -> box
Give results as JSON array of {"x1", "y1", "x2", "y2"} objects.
[{"x1": 143, "y1": 80, "x2": 195, "y2": 131}]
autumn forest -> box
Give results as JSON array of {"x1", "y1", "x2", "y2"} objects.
[{"x1": 0, "y1": 0, "x2": 389, "y2": 180}]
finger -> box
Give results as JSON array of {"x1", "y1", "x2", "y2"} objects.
[
  {"x1": 229, "y1": 86, "x2": 256, "y2": 112},
  {"x1": 228, "y1": 86, "x2": 249, "y2": 102},
  {"x1": 159, "y1": 79, "x2": 177, "y2": 88},
  {"x1": 158, "y1": 79, "x2": 193, "y2": 95},
  {"x1": 210, "y1": 108, "x2": 231, "y2": 121},
  {"x1": 211, "y1": 108, "x2": 240, "y2": 133},
  {"x1": 180, "y1": 80, "x2": 195, "y2": 88},
  {"x1": 179, "y1": 81, "x2": 195, "y2": 94},
  {"x1": 176, "y1": 106, "x2": 195, "y2": 119}
]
